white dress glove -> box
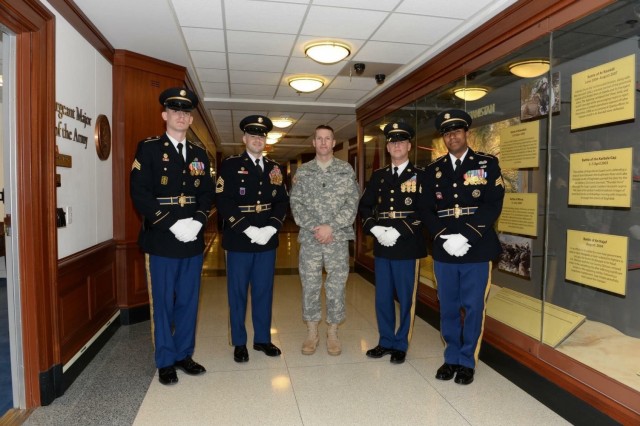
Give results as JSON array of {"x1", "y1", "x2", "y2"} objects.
[
  {"x1": 371, "y1": 226, "x2": 395, "y2": 247},
  {"x1": 253, "y1": 226, "x2": 277, "y2": 245},
  {"x1": 181, "y1": 220, "x2": 203, "y2": 242},
  {"x1": 170, "y1": 218, "x2": 194, "y2": 242},
  {"x1": 384, "y1": 227, "x2": 401, "y2": 246},
  {"x1": 440, "y1": 234, "x2": 469, "y2": 256},
  {"x1": 243, "y1": 226, "x2": 261, "y2": 243}
]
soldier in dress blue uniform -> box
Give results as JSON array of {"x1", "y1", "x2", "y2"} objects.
[
  {"x1": 424, "y1": 109, "x2": 505, "y2": 385},
  {"x1": 358, "y1": 122, "x2": 428, "y2": 364},
  {"x1": 215, "y1": 115, "x2": 289, "y2": 363},
  {"x1": 130, "y1": 87, "x2": 214, "y2": 385}
]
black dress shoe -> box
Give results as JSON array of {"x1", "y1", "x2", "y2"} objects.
[
  {"x1": 390, "y1": 350, "x2": 406, "y2": 364},
  {"x1": 234, "y1": 345, "x2": 249, "y2": 363},
  {"x1": 365, "y1": 345, "x2": 394, "y2": 358},
  {"x1": 253, "y1": 342, "x2": 282, "y2": 357},
  {"x1": 454, "y1": 366, "x2": 475, "y2": 385},
  {"x1": 435, "y1": 363, "x2": 459, "y2": 380},
  {"x1": 174, "y1": 357, "x2": 206, "y2": 375},
  {"x1": 158, "y1": 366, "x2": 178, "y2": 385}
]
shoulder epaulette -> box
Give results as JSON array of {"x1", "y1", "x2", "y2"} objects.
[
  {"x1": 143, "y1": 136, "x2": 161, "y2": 143},
  {"x1": 427, "y1": 154, "x2": 447, "y2": 167},
  {"x1": 476, "y1": 151, "x2": 497, "y2": 159}
]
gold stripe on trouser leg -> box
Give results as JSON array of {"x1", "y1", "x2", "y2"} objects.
[
  {"x1": 406, "y1": 259, "x2": 421, "y2": 344},
  {"x1": 433, "y1": 265, "x2": 447, "y2": 347},
  {"x1": 225, "y1": 250, "x2": 232, "y2": 346},
  {"x1": 144, "y1": 253, "x2": 155, "y2": 349},
  {"x1": 472, "y1": 261, "x2": 492, "y2": 365}
]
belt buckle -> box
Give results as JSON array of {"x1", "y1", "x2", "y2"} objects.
[
  {"x1": 454, "y1": 205, "x2": 461, "y2": 219},
  {"x1": 389, "y1": 211, "x2": 396, "y2": 219},
  {"x1": 256, "y1": 204, "x2": 263, "y2": 213},
  {"x1": 178, "y1": 195, "x2": 186, "y2": 207}
]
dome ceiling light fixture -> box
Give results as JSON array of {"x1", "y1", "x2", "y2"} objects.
[
  {"x1": 305, "y1": 41, "x2": 351, "y2": 64},
  {"x1": 364, "y1": 135, "x2": 374, "y2": 143},
  {"x1": 271, "y1": 117, "x2": 294, "y2": 128},
  {"x1": 266, "y1": 137, "x2": 279, "y2": 145},
  {"x1": 288, "y1": 76, "x2": 324, "y2": 93},
  {"x1": 509, "y1": 59, "x2": 550, "y2": 78},
  {"x1": 453, "y1": 87, "x2": 488, "y2": 101}
]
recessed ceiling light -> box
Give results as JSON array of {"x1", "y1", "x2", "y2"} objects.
[
  {"x1": 509, "y1": 60, "x2": 550, "y2": 78},
  {"x1": 288, "y1": 77, "x2": 324, "y2": 93},
  {"x1": 305, "y1": 42, "x2": 351, "y2": 64},
  {"x1": 453, "y1": 87, "x2": 488, "y2": 101}
]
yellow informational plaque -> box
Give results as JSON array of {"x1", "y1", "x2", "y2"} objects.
[
  {"x1": 419, "y1": 256, "x2": 435, "y2": 288},
  {"x1": 486, "y1": 287, "x2": 586, "y2": 347},
  {"x1": 497, "y1": 193, "x2": 538, "y2": 237},
  {"x1": 499, "y1": 121, "x2": 539, "y2": 169},
  {"x1": 566, "y1": 230, "x2": 628, "y2": 295},
  {"x1": 571, "y1": 54, "x2": 635, "y2": 130},
  {"x1": 568, "y1": 147, "x2": 632, "y2": 207}
]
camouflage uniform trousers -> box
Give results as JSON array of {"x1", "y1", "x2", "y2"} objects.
[{"x1": 299, "y1": 239, "x2": 349, "y2": 324}]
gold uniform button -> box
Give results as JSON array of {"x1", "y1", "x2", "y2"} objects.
[
  {"x1": 258, "y1": 191, "x2": 262, "y2": 195},
  {"x1": 453, "y1": 183, "x2": 457, "y2": 187},
  {"x1": 390, "y1": 198, "x2": 394, "y2": 202},
  {"x1": 390, "y1": 207, "x2": 394, "y2": 211},
  {"x1": 390, "y1": 190, "x2": 395, "y2": 194},
  {"x1": 454, "y1": 194, "x2": 458, "y2": 198}
]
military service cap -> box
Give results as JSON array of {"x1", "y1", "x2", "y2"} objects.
[
  {"x1": 434, "y1": 109, "x2": 472, "y2": 134},
  {"x1": 159, "y1": 87, "x2": 198, "y2": 111},
  {"x1": 239, "y1": 115, "x2": 273, "y2": 136},
  {"x1": 383, "y1": 121, "x2": 414, "y2": 142}
]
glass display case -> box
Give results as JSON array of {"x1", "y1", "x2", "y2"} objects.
[{"x1": 356, "y1": 1, "x2": 640, "y2": 421}]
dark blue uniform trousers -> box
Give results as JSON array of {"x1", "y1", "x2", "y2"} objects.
[
  {"x1": 434, "y1": 260, "x2": 491, "y2": 369},
  {"x1": 147, "y1": 254, "x2": 203, "y2": 369},
  {"x1": 226, "y1": 250, "x2": 276, "y2": 346},
  {"x1": 374, "y1": 257, "x2": 419, "y2": 352}
]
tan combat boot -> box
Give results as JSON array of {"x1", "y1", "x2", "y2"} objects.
[
  {"x1": 327, "y1": 323, "x2": 341, "y2": 356},
  {"x1": 301, "y1": 321, "x2": 319, "y2": 355}
]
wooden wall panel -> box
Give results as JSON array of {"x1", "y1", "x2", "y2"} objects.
[{"x1": 57, "y1": 241, "x2": 117, "y2": 365}]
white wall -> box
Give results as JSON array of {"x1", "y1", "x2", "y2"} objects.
[{"x1": 44, "y1": 1, "x2": 113, "y2": 258}]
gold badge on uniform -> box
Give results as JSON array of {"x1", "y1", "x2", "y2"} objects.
[
  {"x1": 405, "y1": 197, "x2": 412, "y2": 206},
  {"x1": 194, "y1": 179, "x2": 200, "y2": 187},
  {"x1": 269, "y1": 166, "x2": 283, "y2": 185},
  {"x1": 435, "y1": 171, "x2": 442, "y2": 179},
  {"x1": 272, "y1": 189, "x2": 277, "y2": 197},
  {"x1": 472, "y1": 189, "x2": 481, "y2": 198},
  {"x1": 163, "y1": 153, "x2": 169, "y2": 162},
  {"x1": 161, "y1": 176, "x2": 168, "y2": 185}
]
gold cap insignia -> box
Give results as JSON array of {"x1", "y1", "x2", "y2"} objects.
[
  {"x1": 180, "y1": 90, "x2": 186, "y2": 96},
  {"x1": 393, "y1": 123, "x2": 398, "y2": 129},
  {"x1": 444, "y1": 113, "x2": 450, "y2": 119},
  {"x1": 258, "y1": 117, "x2": 263, "y2": 123}
]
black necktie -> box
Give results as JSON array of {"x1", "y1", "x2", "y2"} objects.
[
  {"x1": 393, "y1": 166, "x2": 399, "y2": 182},
  {"x1": 255, "y1": 158, "x2": 263, "y2": 173},
  {"x1": 177, "y1": 143, "x2": 185, "y2": 163},
  {"x1": 455, "y1": 158, "x2": 462, "y2": 175}
]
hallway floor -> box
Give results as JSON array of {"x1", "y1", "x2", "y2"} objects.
[{"x1": 23, "y1": 233, "x2": 571, "y2": 425}]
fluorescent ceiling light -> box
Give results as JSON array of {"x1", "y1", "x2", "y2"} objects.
[
  {"x1": 453, "y1": 87, "x2": 488, "y2": 101},
  {"x1": 305, "y1": 42, "x2": 350, "y2": 64},
  {"x1": 288, "y1": 77, "x2": 324, "y2": 93},
  {"x1": 509, "y1": 60, "x2": 550, "y2": 78}
]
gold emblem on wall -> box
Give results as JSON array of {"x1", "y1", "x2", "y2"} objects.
[{"x1": 94, "y1": 114, "x2": 112, "y2": 160}]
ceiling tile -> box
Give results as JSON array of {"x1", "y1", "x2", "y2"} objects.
[
  {"x1": 197, "y1": 68, "x2": 228, "y2": 83},
  {"x1": 230, "y1": 84, "x2": 278, "y2": 96},
  {"x1": 230, "y1": 70, "x2": 282, "y2": 85},
  {"x1": 301, "y1": 6, "x2": 388, "y2": 39},
  {"x1": 227, "y1": 31, "x2": 297, "y2": 56},
  {"x1": 372, "y1": 14, "x2": 461, "y2": 44},
  {"x1": 225, "y1": 0, "x2": 308, "y2": 33},
  {"x1": 228, "y1": 53, "x2": 288, "y2": 72},
  {"x1": 171, "y1": 0, "x2": 223, "y2": 28},
  {"x1": 354, "y1": 41, "x2": 426, "y2": 64},
  {"x1": 182, "y1": 27, "x2": 225, "y2": 52},
  {"x1": 329, "y1": 75, "x2": 377, "y2": 91},
  {"x1": 396, "y1": 0, "x2": 496, "y2": 19},
  {"x1": 285, "y1": 57, "x2": 345, "y2": 75},
  {"x1": 318, "y1": 88, "x2": 368, "y2": 101},
  {"x1": 190, "y1": 51, "x2": 227, "y2": 68},
  {"x1": 202, "y1": 82, "x2": 230, "y2": 94},
  {"x1": 312, "y1": 0, "x2": 400, "y2": 11}
]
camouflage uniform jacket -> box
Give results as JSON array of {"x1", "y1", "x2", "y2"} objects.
[{"x1": 290, "y1": 158, "x2": 360, "y2": 245}]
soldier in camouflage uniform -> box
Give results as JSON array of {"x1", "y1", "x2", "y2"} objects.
[{"x1": 290, "y1": 125, "x2": 360, "y2": 356}]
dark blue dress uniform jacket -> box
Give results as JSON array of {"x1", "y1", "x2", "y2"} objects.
[
  {"x1": 130, "y1": 134, "x2": 215, "y2": 258},
  {"x1": 216, "y1": 152, "x2": 289, "y2": 252},
  {"x1": 358, "y1": 162, "x2": 428, "y2": 260},
  {"x1": 423, "y1": 148, "x2": 505, "y2": 263}
]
